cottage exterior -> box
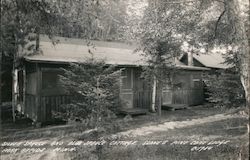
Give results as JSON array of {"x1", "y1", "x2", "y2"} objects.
[{"x1": 16, "y1": 36, "x2": 209, "y2": 122}]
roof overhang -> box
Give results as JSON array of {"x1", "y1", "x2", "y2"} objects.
[
  {"x1": 175, "y1": 65, "x2": 210, "y2": 71},
  {"x1": 24, "y1": 56, "x2": 147, "y2": 67}
]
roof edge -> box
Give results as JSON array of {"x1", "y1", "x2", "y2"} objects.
[{"x1": 175, "y1": 65, "x2": 210, "y2": 71}]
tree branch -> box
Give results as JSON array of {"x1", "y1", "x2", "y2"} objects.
[
  {"x1": 162, "y1": 0, "x2": 197, "y2": 4},
  {"x1": 214, "y1": 8, "x2": 226, "y2": 38}
]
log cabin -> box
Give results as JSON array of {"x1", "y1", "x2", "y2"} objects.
[{"x1": 15, "y1": 36, "x2": 210, "y2": 122}]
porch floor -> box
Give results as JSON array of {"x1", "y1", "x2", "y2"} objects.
[{"x1": 162, "y1": 104, "x2": 188, "y2": 111}]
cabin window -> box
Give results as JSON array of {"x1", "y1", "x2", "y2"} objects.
[{"x1": 121, "y1": 69, "x2": 132, "y2": 89}]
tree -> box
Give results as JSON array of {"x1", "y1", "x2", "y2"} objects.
[
  {"x1": 138, "y1": 0, "x2": 204, "y2": 115},
  {"x1": 224, "y1": 0, "x2": 249, "y2": 106},
  {"x1": 139, "y1": 0, "x2": 249, "y2": 111},
  {"x1": 0, "y1": 0, "x2": 62, "y2": 121},
  {"x1": 204, "y1": 69, "x2": 245, "y2": 107},
  {"x1": 55, "y1": 59, "x2": 121, "y2": 127},
  {"x1": 48, "y1": 0, "x2": 128, "y2": 41},
  {"x1": 199, "y1": 0, "x2": 249, "y2": 106}
]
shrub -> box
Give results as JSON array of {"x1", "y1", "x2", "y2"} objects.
[
  {"x1": 203, "y1": 69, "x2": 245, "y2": 108},
  {"x1": 54, "y1": 58, "x2": 122, "y2": 127}
]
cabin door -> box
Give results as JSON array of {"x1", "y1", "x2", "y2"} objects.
[{"x1": 120, "y1": 68, "x2": 134, "y2": 108}]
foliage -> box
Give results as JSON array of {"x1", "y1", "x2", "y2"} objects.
[
  {"x1": 1, "y1": 0, "x2": 62, "y2": 58},
  {"x1": 0, "y1": 0, "x2": 130, "y2": 64},
  {"x1": 54, "y1": 58, "x2": 122, "y2": 127},
  {"x1": 204, "y1": 69, "x2": 245, "y2": 107},
  {"x1": 136, "y1": 1, "x2": 205, "y2": 112},
  {"x1": 137, "y1": 0, "x2": 249, "y2": 107},
  {"x1": 0, "y1": 0, "x2": 64, "y2": 105},
  {"x1": 137, "y1": 0, "x2": 213, "y2": 83},
  {"x1": 48, "y1": 0, "x2": 128, "y2": 41}
]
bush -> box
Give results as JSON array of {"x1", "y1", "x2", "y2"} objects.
[
  {"x1": 54, "y1": 58, "x2": 122, "y2": 127},
  {"x1": 203, "y1": 69, "x2": 245, "y2": 108}
]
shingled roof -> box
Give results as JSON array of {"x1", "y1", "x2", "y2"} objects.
[
  {"x1": 24, "y1": 36, "x2": 145, "y2": 66},
  {"x1": 24, "y1": 35, "x2": 209, "y2": 70}
]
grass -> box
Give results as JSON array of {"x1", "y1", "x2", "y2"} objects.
[
  {"x1": 1, "y1": 104, "x2": 225, "y2": 141},
  {"x1": 0, "y1": 105, "x2": 249, "y2": 160},
  {"x1": 81, "y1": 117, "x2": 248, "y2": 160}
]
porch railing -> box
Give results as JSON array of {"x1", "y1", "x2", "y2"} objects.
[{"x1": 134, "y1": 90, "x2": 152, "y2": 109}]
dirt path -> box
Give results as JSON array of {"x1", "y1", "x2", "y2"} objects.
[{"x1": 114, "y1": 113, "x2": 240, "y2": 137}]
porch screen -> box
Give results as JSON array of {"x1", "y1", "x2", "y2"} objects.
[{"x1": 42, "y1": 72, "x2": 58, "y2": 89}]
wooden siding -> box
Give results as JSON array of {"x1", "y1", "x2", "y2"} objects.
[
  {"x1": 163, "y1": 89, "x2": 204, "y2": 106},
  {"x1": 172, "y1": 89, "x2": 203, "y2": 105}
]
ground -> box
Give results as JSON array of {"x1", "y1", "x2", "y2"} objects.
[{"x1": 0, "y1": 105, "x2": 249, "y2": 160}]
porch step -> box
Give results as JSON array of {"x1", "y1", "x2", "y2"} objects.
[
  {"x1": 118, "y1": 108, "x2": 147, "y2": 116},
  {"x1": 162, "y1": 104, "x2": 188, "y2": 111}
]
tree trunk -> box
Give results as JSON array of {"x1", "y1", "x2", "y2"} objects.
[
  {"x1": 12, "y1": 69, "x2": 18, "y2": 122},
  {"x1": 0, "y1": 47, "x2": 1, "y2": 122},
  {"x1": 157, "y1": 80, "x2": 162, "y2": 116},
  {"x1": 156, "y1": 70, "x2": 163, "y2": 116},
  {"x1": 226, "y1": 0, "x2": 249, "y2": 107},
  {"x1": 151, "y1": 75, "x2": 157, "y2": 112},
  {"x1": 0, "y1": 0, "x2": 3, "y2": 124}
]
